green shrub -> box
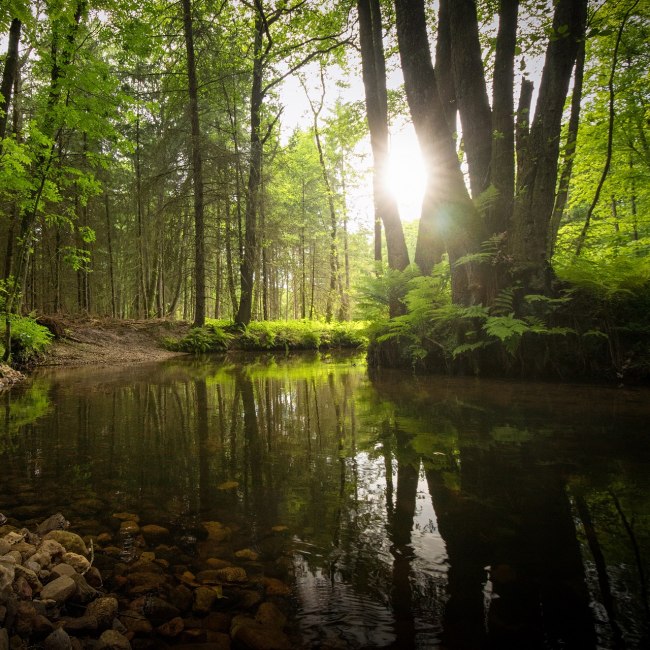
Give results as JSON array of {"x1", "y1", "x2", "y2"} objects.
[
  {"x1": 164, "y1": 323, "x2": 232, "y2": 353},
  {"x1": 0, "y1": 315, "x2": 54, "y2": 364}
]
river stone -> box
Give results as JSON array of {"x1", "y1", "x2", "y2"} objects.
[
  {"x1": 119, "y1": 520, "x2": 140, "y2": 535},
  {"x1": 51, "y1": 563, "x2": 76, "y2": 579},
  {"x1": 44, "y1": 531, "x2": 88, "y2": 556},
  {"x1": 235, "y1": 549, "x2": 260, "y2": 562},
  {"x1": 97, "y1": 629, "x2": 131, "y2": 650},
  {"x1": 215, "y1": 567, "x2": 247, "y2": 584},
  {"x1": 37, "y1": 514, "x2": 70, "y2": 536},
  {"x1": 15, "y1": 564, "x2": 42, "y2": 591},
  {"x1": 142, "y1": 595, "x2": 179, "y2": 625},
  {"x1": 168, "y1": 584, "x2": 193, "y2": 613},
  {"x1": 40, "y1": 575, "x2": 76, "y2": 604},
  {"x1": 205, "y1": 558, "x2": 232, "y2": 570},
  {"x1": 202, "y1": 612, "x2": 231, "y2": 633},
  {"x1": 2, "y1": 551, "x2": 22, "y2": 566},
  {"x1": 13, "y1": 575, "x2": 32, "y2": 599},
  {"x1": 0, "y1": 541, "x2": 11, "y2": 556},
  {"x1": 43, "y1": 627, "x2": 72, "y2": 650},
  {"x1": 97, "y1": 533, "x2": 113, "y2": 545},
  {"x1": 157, "y1": 616, "x2": 184, "y2": 637},
  {"x1": 86, "y1": 596, "x2": 119, "y2": 629},
  {"x1": 13, "y1": 600, "x2": 37, "y2": 636},
  {"x1": 259, "y1": 577, "x2": 291, "y2": 596},
  {"x1": 112, "y1": 512, "x2": 139, "y2": 523},
  {"x1": 119, "y1": 608, "x2": 152, "y2": 635},
  {"x1": 127, "y1": 571, "x2": 167, "y2": 594},
  {"x1": 255, "y1": 602, "x2": 286, "y2": 629},
  {"x1": 62, "y1": 552, "x2": 90, "y2": 574},
  {"x1": 140, "y1": 524, "x2": 169, "y2": 544},
  {"x1": 0, "y1": 628, "x2": 8, "y2": 650},
  {"x1": 70, "y1": 572, "x2": 99, "y2": 602},
  {"x1": 193, "y1": 586, "x2": 221, "y2": 614},
  {"x1": 231, "y1": 620, "x2": 291, "y2": 650},
  {"x1": 0, "y1": 558, "x2": 15, "y2": 592},
  {"x1": 202, "y1": 522, "x2": 230, "y2": 542},
  {"x1": 173, "y1": 643, "x2": 231, "y2": 650},
  {"x1": 60, "y1": 614, "x2": 99, "y2": 632}
]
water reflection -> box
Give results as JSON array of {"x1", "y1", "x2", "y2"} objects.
[{"x1": 1, "y1": 355, "x2": 649, "y2": 649}]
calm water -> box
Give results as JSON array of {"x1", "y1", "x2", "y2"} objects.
[{"x1": 1, "y1": 353, "x2": 649, "y2": 649}]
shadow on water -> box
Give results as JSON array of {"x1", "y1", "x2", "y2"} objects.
[{"x1": 1, "y1": 353, "x2": 649, "y2": 648}]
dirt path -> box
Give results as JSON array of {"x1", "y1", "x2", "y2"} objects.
[{"x1": 41, "y1": 317, "x2": 191, "y2": 366}]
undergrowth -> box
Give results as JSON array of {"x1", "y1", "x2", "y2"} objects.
[{"x1": 0, "y1": 315, "x2": 54, "y2": 365}]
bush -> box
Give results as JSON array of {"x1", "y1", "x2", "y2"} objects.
[
  {"x1": 0, "y1": 315, "x2": 54, "y2": 365},
  {"x1": 164, "y1": 323, "x2": 232, "y2": 353}
]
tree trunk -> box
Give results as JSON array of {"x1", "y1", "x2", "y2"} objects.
[
  {"x1": 182, "y1": 0, "x2": 206, "y2": 327},
  {"x1": 394, "y1": 0, "x2": 484, "y2": 304},
  {"x1": 357, "y1": 0, "x2": 410, "y2": 287},
  {"x1": 510, "y1": 0, "x2": 588, "y2": 290},
  {"x1": 236, "y1": 14, "x2": 264, "y2": 326},
  {"x1": 0, "y1": 18, "x2": 21, "y2": 142}
]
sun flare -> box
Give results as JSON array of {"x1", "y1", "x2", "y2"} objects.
[{"x1": 386, "y1": 129, "x2": 427, "y2": 222}]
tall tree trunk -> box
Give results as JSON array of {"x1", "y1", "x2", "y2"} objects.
[
  {"x1": 182, "y1": 0, "x2": 206, "y2": 327},
  {"x1": 434, "y1": 0, "x2": 456, "y2": 133},
  {"x1": 448, "y1": 0, "x2": 493, "y2": 199},
  {"x1": 549, "y1": 38, "x2": 585, "y2": 255},
  {"x1": 510, "y1": 0, "x2": 588, "y2": 290},
  {"x1": 357, "y1": 0, "x2": 410, "y2": 288},
  {"x1": 394, "y1": 0, "x2": 484, "y2": 304},
  {"x1": 0, "y1": 18, "x2": 21, "y2": 142},
  {"x1": 236, "y1": 14, "x2": 264, "y2": 327}
]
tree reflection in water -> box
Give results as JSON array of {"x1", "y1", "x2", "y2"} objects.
[{"x1": 1, "y1": 356, "x2": 649, "y2": 648}]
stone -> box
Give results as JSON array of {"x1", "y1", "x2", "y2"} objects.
[
  {"x1": 13, "y1": 601, "x2": 37, "y2": 636},
  {"x1": 172, "y1": 643, "x2": 230, "y2": 650},
  {"x1": 85, "y1": 596, "x2": 119, "y2": 630},
  {"x1": 140, "y1": 525, "x2": 169, "y2": 544},
  {"x1": 0, "y1": 628, "x2": 7, "y2": 650},
  {"x1": 127, "y1": 571, "x2": 167, "y2": 594},
  {"x1": 0, "y1": 558, "x2": 16, "y2": 592},
  {"x1": 85, "y1": 566, "x2": 103, "y2": 589},
  {"x1": 156, "y1": 616, "x2": 184, "y2": 637},
  {"x1": 215, "y1": 567, "x2": 247, "y2": 584},
  {"x1": 51, "y1": 564, "x2": 76, "y2": 579},
  {"x1": 43, "y1": 628, "x2": 72, "y2": 650},
  {"x1": 60, "y1": 615, "x2": 98, "y2": 632},
  {"x1": 0, "y1": 541, "x2": 10, "y2": 556},
  {"x1": 61, "y1": 553, "x2": 90, "y2": 574},
  {"x1": 14, "y1": 565, "x2": 42, "y2": 592},
  {"x1": 142, "y1": 595, "x2": 179, "y2": 625},
  {"x1": 111, "y1": 513, "x2": 140, "y2": 523},
  {"x1": 259, "y1": 577, "x2": 291, "y2": 596},
  {"x1": 202, "y1": 612, "x2": 231, "y2": 633},
  {"x1": 37, "y1": 514, "x2": 70, "y2": 536},
  {"x1": 70, "y1": 573, "x2": 99, "y2": 603},
  {"x1": 13, "y1": 576, "x2": 32, "y2": 600},
  {"x1": 255, "y1": 602, "x2": 286, "y2": 629},
  {"x1": 234, "y1": 549, "x2": 259, "y2": 562},
  {"x1": 119, "y1": 609, "x2": 153, "y2": 635},
  {"x1": 202, "y1": 522, "x2": 230, "y2": 542},
  {"x1": 43, "y1": 531, "x2": 88, "y2": 557},
  {"x1": 33, "y1": 614, "x2": 55, "y2": 635},
  {"x1": 13, "y1": 541, "x2": 36, "y2": 561},
  {"x1": 119, "y1": 521, "x2": 140, "y2": 535},
  {"x1": 39, "y1": 539, "x2": 66, "y2": 558},
  {"x1": 231, "y1": 620, "x2": 291, "y2": 650},
  {"x1": 97, "y1": 533, "x2": 113, "y2": 545},
  {"x1": 97, "y1": 629, "x2": 132, "y2": 650},
  {"x1": 40, "y1": 576, "x2": 76, "y2": 604},
  {"x1": 193, "y1": 586, "x2": 222, "y2": 614},
  {"x1": 168, "y1": 584, "x2": 193, "y2": 613},
  {"x1": 205, "y1": 558, "x2": 231, "y2": 570},
  {"x1": 2, "y1": 532, "x2": 24, "y2": 546}
]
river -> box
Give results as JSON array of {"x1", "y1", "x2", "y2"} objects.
[{"x1": 1, "y1": 352, "x2": 649, "y2": 648}]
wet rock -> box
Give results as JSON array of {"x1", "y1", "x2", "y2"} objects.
[
  {"x1": 119, "y1": 609, "x2": 153, "y2": 635},
  {"x1": 60, "y1": 615, "x2": 98, "y2": 632},
  {"x1": 259, "y1": 577, "x2": 291, "y2": 596},
  {"x1": 127, "y1": 571, "x2": 167, "y2": 594},
  {"x1": 85, "y1": 567, "x2": 103, "y2": 589},
  {"x1": 142, "y1": 595, "x2": 179, "y2": 625},
  {"x1": 193, "y1": 586, "x2": 222, "y2": 614},
  {"x1": 202, "y1": 522, "x2": 230, "y2": 543},
  {"x1": 205, "y1": 558, "x2": 231, "y2": 570},
  {"x1": 202, "y1": 612, "x2": 231, "y2": 633},
  {"x1": 168, "y1": 584, "x2": 193, "y2": 613},
  {"x1": 40, "y1": 576, "x2": 76, "y2": 605},
  {"x1": 232, "y1": 589, "x2": 263, "y2": 610},
  {"x1": 51, "y1": 564, "x2": 76, "y2": 579},
  {"x1": 62, "y1": 552, "x2": 90, "y2": 575},
  {"x1": 0, "y1": 558, "x2": 16, "y2": 592},
  {"x1": 43, "y1": 628, "x2": 72, "y2": 650},
  {"x1": 215, "y1": 567, "x2": 247, "y2": 584},
  {"x1": 235, "y1": 549, "x2": 259, "y2": 562},
  {"x1": 85, "y1": 596, "x2": 119, "y2": 630},
  {"x1": 69, "y1": 573, "x2": 99, "y2": 603},
  {"x1": 97, "y1": 629, "x2": 131, "y2": 650},
  {"x1": 112, "y1": 513, "x2": 140, "y2": 524},
  {"x1": 13, "y1": 601, "x2": 37, "y2": 636},
  {"x1": 37, "y1": 514, "x2": 69, "y2": 536},
  {"x1": 157, "y1": 615, "x2": 184, "y2": 638},
  {"x1": 140, "y1": 525, "x2": 169, "y2": 544},
  {"x1": 0, "y1": 628, "x2": 8, "y2": 650},
  {"x1": 231, "y1": 619, "x2": 291, "y2": 650},
  {"x1": 14, "y1": 565, "x2": 41, "y2": 592},
  {"x1": 43, "y1": 531, "x2": 88, "y2": 557},
  {"x1": 97, "y1": 533, "x2": 113, "y2": 545},
  {"x1": 119, "y1": 521, "x2": 140, "y2": 536},
  {"x1": 173, "y1": 643, "x2": 230, "y2": 650},
  {"x1": 0, "y1": 541, "x2": 10, "y2": 556},
  {"x1": 13, "y1": 576, "x2": 32, "y2": 600},
  {"x1": 255, "y1": 602, "x2": 286, "y2": 629},
  {"x1": 33, "y1": 614, "x2": 55, "y2": 635}
]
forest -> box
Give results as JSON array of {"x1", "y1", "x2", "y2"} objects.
[{"x1": 1, "y1": 0, "x2": 649, "y2": 380}]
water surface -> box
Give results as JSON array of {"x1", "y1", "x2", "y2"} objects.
[{"x1": 1, "y1": 353, "x2": 649, "y2": 649}]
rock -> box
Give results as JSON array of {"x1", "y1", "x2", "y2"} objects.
[
  {"x1": 70, "y1": 573, "x2": 99, "y2": 603},
  {"x1": 37, "y1": 514, "x2": 69, "y2": 536},
  {"x1": 62, "y1": 553, "x2": 90, "y2": 575},
  {"x1": 259, "y1": 577, "x2": 291, "y2": 596},
  {"x1": 39, "y1": 539, "x2": 66, "y2": 558},
  {"x1": 97, "y1": 533, "x2": 113, "y2": 545},
  {"x1": 205, "y1": 558, "x2": 232, "y2": 570},
  {"x1": 193, "y1": 586, "x2": 222, "y2": 614},
  {"x1": 40, "y1": 576, "x2": 76, "y2": 604},
  {"x1": 0, "y1": 541, "x2": 10, "y2": 556},
  {"x1": 140, "y1": 525, "x2": 169, "y2": 544},
  {"x1": 43, "y1": 628, "x2": 72, "y2": 650},
  {"x1": 85, "y1": 567, "x2": 103, "y2": 589},
  {"x1": 231, "y1": 620, "x2": 291, "y2": 650},
  {"x1": 168, "y1": 584, "x2": 193, "y2": 613},
  {"x1": 202, "y1": 612, "x2": 231, "y2": 633},
  {"x1": 0, "y1": 557, "x2": 16, "y2": 592},
  {"x1": 15, "y1": 565, "x2": 42, "y2": 590},
  {"x1": 235, "y1": 549, "x2": 260, "y2": 562},
  {"x1": 85, "y1": 596, "x2": 119, "y2": 630},
  {"x1": 43, "y1": 531, "x2": 88, "y2": 557},
  {"x1": 97, "y1": 629, "x2": 132, "y2": 650},
  {"x1": 2, "y1": 532, "x2": 24, "y2": 546},
  {"x1": 127, "y1": 571, "x2": 167, "y2": 594},
  {"x1": 13, "y1": 541, "x2": 36, "y2": 562},
  {"x1": 13, "y1": 576, "x2": 32, "y2": 600},
  {"x1": 156, "y1": 616, "x2": 184, "y2": 637},
  {"x1": 111, "y1": 513, "x2": 140, "y2": 523},
  {"x1": 60, "y1": 615, "x2": 98, "y2": 632},
  {"x1": 215, "y1": 567, "x2": 247, "y2": 584},
  {"x1": 51, "y1": 564, "x2": 76, "y2": 579},
  {"x1": 33, "y1": 614, "x2": 55, "y2": 635},
  {"x1": 0, "y1": 628, "x2": 8, "y2": 650},
  {"x1": 142, "y1": 595, "x2": 179, "y2": 625},
  {"x1": 13, "y1": 601, "x2": 37, "y2": 636},
  {"x1": 202, "y1": 522, "x2": 230, "y2": 542},
  {"x1": 119, "y1": 609, "x2": 153, "y2": 635},
  {"x1": 119, "y1": 521, "x2": 140, "y2": 535},
  {"x1": 255, "y1": 602, "x2": 286, "y2": 629},
  {"x1": 173, "y1": 643, "x2": 230, "y2": 650}
]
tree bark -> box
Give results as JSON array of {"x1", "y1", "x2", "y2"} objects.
[
  {"x1": 434, "y1": 0, "x2": 456, "y2": 133},
  {"x1": 394, "y1": 0, "x2": 484, "y2": 304},
  {"x1": 0, "y1": 18, "x2": 21, "y2": 142},
  {"x1": 357, "y1": 0, "x2": 410, "y2": 287},
  {"x1": 510, "y1": 0, "x2": 588, "y2": 290},
  {"x1": 182, "y1": 0, "x2": 206, "y2": 327}
]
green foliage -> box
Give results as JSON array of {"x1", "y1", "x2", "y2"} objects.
[
  {"x1": 164, "y1": 323, "x2": 232, "y2": 353},
  {"x1": 0, "y1": 315, "x2": 54, "y2": 364}
]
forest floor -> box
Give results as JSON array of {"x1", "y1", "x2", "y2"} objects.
[{"x1": 40, "y1": 316, "x2": 191, "y2": 367}]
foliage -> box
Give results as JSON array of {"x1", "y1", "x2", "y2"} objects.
[
  {"x1": 164, "y1": 323, "x2": 232, "y2": 353},
  {"x1": 0, "y1": 316, "x2": 53, "y2": 364}
]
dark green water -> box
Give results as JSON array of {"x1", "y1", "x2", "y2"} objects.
[{"x1": 1, "y1": 353, "x2": 649, "y2": 649}]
